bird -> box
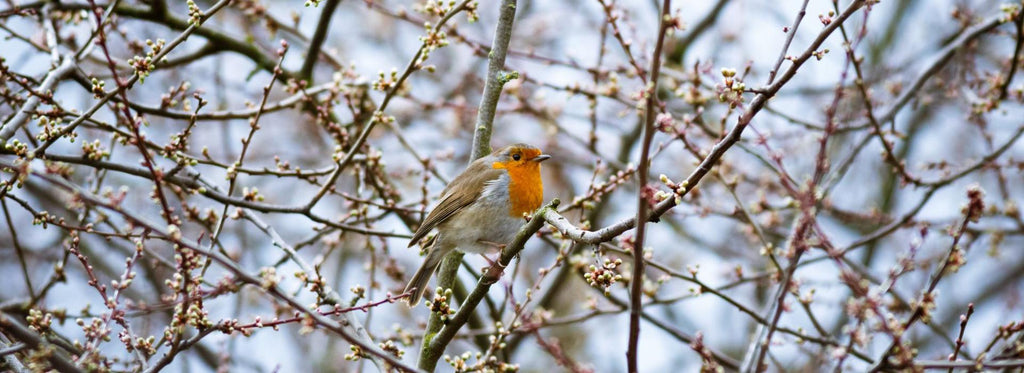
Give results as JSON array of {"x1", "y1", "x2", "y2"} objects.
[{"x1": 404, "y1": 143, "x2": 550, "y2": 307}]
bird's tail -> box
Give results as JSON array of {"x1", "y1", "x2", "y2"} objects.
[{"x1": 404, "y1": 244, "x2": 447, "y2": 307}]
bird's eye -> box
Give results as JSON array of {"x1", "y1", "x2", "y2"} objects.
[{"x1": 512, "y1": 153, "x2": 521, "y2": 161}]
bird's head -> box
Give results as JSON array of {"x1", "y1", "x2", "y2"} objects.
[
  {"x1": 490, "y1": 143, "x2": 551, "y2": 170},
  {"x1": 490, "y1": 143, "x2": 550, "y2": 216}
]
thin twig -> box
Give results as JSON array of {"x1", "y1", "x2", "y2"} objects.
[
  {"x1": 948, "y1": 303, "x2": 974, "y2": 373},
  {"x1": 0, "y1": 160, "x2": 422, "y2": 372},
  {"x1": 303, "y1": 0, "x2": 474, "y2": 211},
  {"x1": 626, "y1": 0, "x2": 672, "y2": 371}
]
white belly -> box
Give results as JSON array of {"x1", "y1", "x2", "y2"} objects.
[{"x1": 435, "y1": 175, "x2": 524, "y2": 254}]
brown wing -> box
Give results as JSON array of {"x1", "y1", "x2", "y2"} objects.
[{"x1": 407, "y1": 157, "x2": 504, "y2": 247}]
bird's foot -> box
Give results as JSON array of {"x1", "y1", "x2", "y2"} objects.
[{"x1": 477, "y1": 240, "x2": 507, "y2": 251}]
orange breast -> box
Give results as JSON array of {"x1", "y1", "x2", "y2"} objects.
[{"x1": 505, "y1": 164, "x2": 544, "y2": 217}]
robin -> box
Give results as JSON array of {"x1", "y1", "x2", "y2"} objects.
[{"x1": 404, "y1": 143, "x2": 551, "y2": 306}]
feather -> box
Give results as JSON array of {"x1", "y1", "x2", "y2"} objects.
[
  {"x1": 407, "y1": 156, "x2": 505, "y2": 247},
  {"x1": 403, "y1": 238, "x2": 449, "y2": 305}
]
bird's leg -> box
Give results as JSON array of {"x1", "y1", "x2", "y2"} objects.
[
  {"x1": 477, "y1": 240, "x2": 506, "y2": 251},
  {"x1": 476, "y1": 239, "x2": 507, "y2": 266},
  {"x1": 476, "y1": 240, "x2": 508, "y2": 281}
]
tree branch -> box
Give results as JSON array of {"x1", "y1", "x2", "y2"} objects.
[
  {"x1": 421, "y1": 0, "x2": 519, "y2": 369},
  {"x1": 0, "y1": 312, "x2": 84, "y2": 373},
  {"x1": 419, "y1": 201, "x2": 557, "y2": 370},
  {"x1": 300, "y1": 0, "x2": 342, "y2": 81},
  {"x1": 0, "y1": 161, "x2": 422, "y2": 372},
  {"x1": 627, "y1": 0, "x2": 671, "y2": 371}
]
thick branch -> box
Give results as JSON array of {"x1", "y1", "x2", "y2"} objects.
[
  {"x1": 469, "y1": 0, "x2": 517, "y2": 161},
  {"x1": 0, "y1": 58, "x2": 75, "y2": 142},
  {"x1": 421, "y1": 0, "x2": 519, "y2": 369},
  {"x1": 0, "y1": 312, "x2": 84, "y2": 373},
  {"x1": 419, "y1": 201, "x2": 557, "y2": 370},
  {"x1": 300, "y1": 0, "x2": 342, "y2": 80}
]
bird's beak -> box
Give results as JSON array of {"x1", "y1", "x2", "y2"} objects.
[{"x1": 533, "y1": 154, "x2": 551, "y2": 163}]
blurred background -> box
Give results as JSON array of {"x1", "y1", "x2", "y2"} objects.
[{"x1": 1, "y1": 0, "x2": 1023, "y2": 371}]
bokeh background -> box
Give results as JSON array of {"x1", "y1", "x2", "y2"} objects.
[{"x1": 1, "y1": 0, "x2": 1023, "y2": 371}]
